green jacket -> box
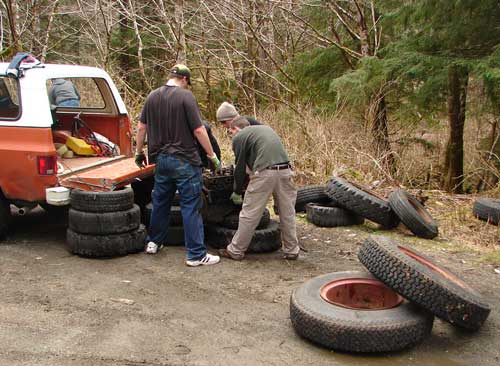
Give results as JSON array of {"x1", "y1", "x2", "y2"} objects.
[{"x1": 232, "y1": 125, "x2": 290, "y2": 193}]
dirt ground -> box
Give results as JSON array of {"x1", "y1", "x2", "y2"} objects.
[{"x1": 0, "y1": 207, "x2": 499, "y2": 366}]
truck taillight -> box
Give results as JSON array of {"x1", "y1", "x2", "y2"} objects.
[{"x1": 37, "y1": 156, "x2": 58, "y2": 175}]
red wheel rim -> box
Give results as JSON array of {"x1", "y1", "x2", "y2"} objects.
[
  {"x1": 399, "y1": 246, "x2": 470, "y2": 290},
  {"x1": 320, "y1": 278, "x2": 404, "y2": 310}
]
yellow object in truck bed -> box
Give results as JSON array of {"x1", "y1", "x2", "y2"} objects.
[{"x1": 66, "y1": 136, "x2": 95, "y2": 156}]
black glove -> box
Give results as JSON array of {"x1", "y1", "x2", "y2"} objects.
[{"x1": 135, "y1": 152, "x2": 146, "y2": 168}]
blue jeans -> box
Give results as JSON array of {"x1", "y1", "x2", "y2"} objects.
[
  {"x1": 58, "y1": 99, "x2": 80, "y2": 107},
  {"x1": 146, "y1": 153, "x2": 206, "y2": 261}
]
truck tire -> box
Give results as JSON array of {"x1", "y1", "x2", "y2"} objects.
[
  {"x1": 205, "y1": 220, "x2": 281, "y2": 253},
  {"x1": 290, "y1": 271, "x2": 434, "y2": 352},
  {"x1": 221, "y1": 208, "x2": 270, "y2": 230},
  {"x1": 131, "y1": 176, "x2": 154, "y2": 207},
  {"x1": 326, "y1": 177, "x2": 399, "y2": 228},
  {"x1": 473, "y1": 198, "x2": 500, "y2": 225},
  {"x1": 144, "y1": 203, "x2": 183, "y2": 227},
  {"x1": 388, "y1": 189, "x2": 438, "y2": 239},
  {"x1": 165, "y1": 225, "x2": 185, "y2": 246},
  {"x1": 68, "y1": 205, "x2": 141, "y2": 235},
  {"x1": 306, "y1": 203, "x2": 364, "y2": 227},
  {"x1": 0, "y1": 195, "x2": 10, "y2": 239},
  {"x1": 358, "y1": 235, "x2": 491, "y2": 331},
  {"x1": 296, "y1": 185, "x2": 333, "y2": 212},
  {"x1": 66, "y1": 224, "x2": 147, "y2": 257},
  {"x1": 70, "y1": 187, "x2": 134, "y2": 213}
]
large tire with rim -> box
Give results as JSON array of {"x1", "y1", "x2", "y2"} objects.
[
  {"x1": 290, "y1": 271, "x2": 434, "y2": 353},
  {"x1": 473, "y1": 198, "x2": 500, "y2": 225},
  {"x1": 205, "y1": 220, "x2": 281, "y2": 253},
  {"x1": 68, "y1": 205, "x2": 141, "y2": 235},
  {"x1": 295, "y1": 185, "x2": 333, "y2": 212},
  {"x1": 388, "y1": 189, "x2": 438, "y2": 239},
  {"x1": 358, "y1": 235, "x2": 491, "y2": 331},
  {"x1": 0, "y1": 195, "x2": 10, "y2": 239},
  {"x1": 326, "y1": 177, "x2": 398, "y2": 228},
  {"x1": 306, "y1": 203, "x2": 364, "y2": 227},
  {"x1": 221, "y1": 208, "x2": 271, "y2": 230},
  {"x1": 70, "y1": 187, "x2": 134, "y2": 213},
  {"x1": 66, "y1": 224, "x2": 147, "y2": 257}
]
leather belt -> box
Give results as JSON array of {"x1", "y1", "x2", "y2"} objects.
[{"x1": 267, "y1": 163, "x2": 291, "y2": 170}]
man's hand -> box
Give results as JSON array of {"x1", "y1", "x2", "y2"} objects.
[
  {"x1": 209, "y1": 154, "x2": 222, "y2": 172},
  {"x1": 230, "y1": 192, "x2": 243, "y2": 205},
  {"x1": 135, "y1": 152, "x2": 146, "y2": 168}
]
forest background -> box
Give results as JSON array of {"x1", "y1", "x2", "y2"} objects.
[{"x1": 1, "y1": 1, "x2": 500, "y2": 248}]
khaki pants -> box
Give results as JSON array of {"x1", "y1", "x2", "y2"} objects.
[{"x1": 227, "y1": 168, "x2": 300, "y2": 259}]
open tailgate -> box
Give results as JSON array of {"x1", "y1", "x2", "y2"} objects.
[{"x1": 59, "y1": 156, "x2": 155, "y2": 191}]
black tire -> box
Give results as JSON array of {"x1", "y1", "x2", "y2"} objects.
[
  {"x1": 66, "y1": 224, "x2": 147, "y2": 257},
  {"x1": 70, "y1": 187, "x2": 134, "y2": 213},
  {"x1": 306, "y1": 203, "x2": 364, "y2": 227},
  {"x1": 326, "y1": 177, "x2": 399, "y2": 228},
  {"x1": 358, "y1": 235, "x2": 491, "y2": 331},
  {"x1": 389, "y1": 189, "x2": 438, "y2": 239},
  {"x1": 165, "y1": 225, "x2": 185, "y2": 246},
  {"x1": 143, "y1": 203, "x2": 183, "y2": 227},
  {"x1": 295, "y1": 185, "x2": 333, "y2": 212},
  {"x1": 290, "y1": 271, "x2": 434, "y2": 353},
  {"x1": 0, "y1": 195, "x2": 10, "y2": 239},
  {"x1": 68, "y1": 205, "x2": 141, "y2": 235},
  {"x1": 473, "y1": 198, "x2": 500, "y2": 225},
  {"x1": 221, "y1": 208, "x2": 271, "y2": 230},
  {"x1": 205, "y1": 220, "x2": 281, "y2": 253},
  {"x1": 131, "y1": 176, "x2": 154, "y2": 207}
]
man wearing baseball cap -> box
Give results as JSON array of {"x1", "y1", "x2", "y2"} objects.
[{"x1": 135, "y1": 63, "x2": 221, "y2": 266}]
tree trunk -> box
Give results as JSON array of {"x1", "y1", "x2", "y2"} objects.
[
  {"x1": 3, "y1": 0, "x2": 21, "y2": 55},
  {"x1": 118, "y1": 0, "x2": 130, "y2": 84},
  {"x1": 370, "y1": 95, "x2": 396, "y2": 173},
  {"x1": 442, "y1": 64, "x2": 469, "y2": 193},
  {"x1": 174, "y1": 0, "x2": 186, "y2": 64}
]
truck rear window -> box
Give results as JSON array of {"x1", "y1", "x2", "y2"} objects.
[
  {"x1": 46, "y1": 77, "x2": 105, "y2": 109},
  {"x1": 0, "y1": 77, "x2": 20, "y2": 119}
]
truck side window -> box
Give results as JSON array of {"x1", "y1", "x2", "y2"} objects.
[
  {"x1": 47, "y1": 77, "x2": 105, "y2": 109},
  {"x1": 0, "y1": 77, "x2": 20, "y2": 119}
]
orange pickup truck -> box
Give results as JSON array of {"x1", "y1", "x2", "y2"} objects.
[{"x1": 0, "y1": 55, "x2": 154, "y2": 239}]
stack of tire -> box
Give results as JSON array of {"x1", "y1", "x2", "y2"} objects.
[
  {"x1": 143, "y1": 194, "x2": 185, "y2": 246},
  {"x1": 66, "y1": 187, "x2": 146, "y2": 257},
  {"x1": 298, "y1": 177, "x2": 439, "y2": 239},
  {"x1": 204, "y1": 206, "x2": 282, "y2": 254},
  {"x1": 290, "y1": 235, "x2": 491, "y2": 353}
]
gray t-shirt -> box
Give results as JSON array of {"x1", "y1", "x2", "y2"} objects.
[{"x1": 139, "y1": 85, "x2": 203, "y2": 166}]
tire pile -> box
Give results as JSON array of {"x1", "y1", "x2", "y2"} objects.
[
  {"x1": 297, "y1": 176, "x2": 439, "y2": 239},
  {"x1": 143, "y1": 195, "x2": 185, "y2": 246},
  {"x1": 290, "y1": 235, "x2": 491, "y2": 353},
  {"x1": 66, "y1": 187, "x2": 146, "y2": 257},
  {"x1": 202, "y1": 168, "x2": 281, "y2": 253}
]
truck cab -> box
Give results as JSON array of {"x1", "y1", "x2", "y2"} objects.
[{"x1": 0, "y1": 56, "x2": 154, "y2": 239}]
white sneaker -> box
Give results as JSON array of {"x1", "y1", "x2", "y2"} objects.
[
  {"x1": 186, "y1": 253, "x2": 220, "y2": 267},
  {"x1": 145, "y1": 241, "x2": 162, "y2": 254}
]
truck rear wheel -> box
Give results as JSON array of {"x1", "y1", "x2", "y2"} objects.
[{"x1": 0, "y1": 195, "x2": 11, "y2": 239}]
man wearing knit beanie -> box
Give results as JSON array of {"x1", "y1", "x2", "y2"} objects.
[{"x1": 216, "y1": 102, "x2": 262, "y2": 128}]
